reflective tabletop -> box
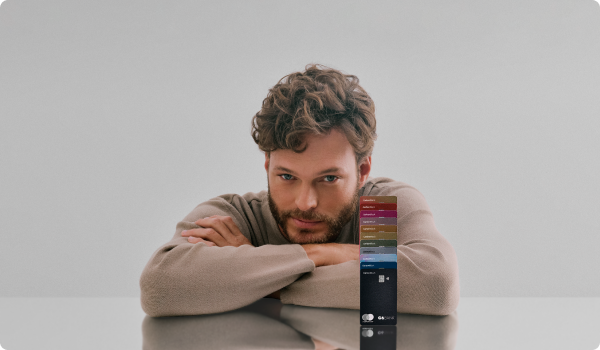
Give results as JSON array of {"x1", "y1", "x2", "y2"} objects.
[{"x1": 0, "y1": 298, "x2": 599, "y2": 349}]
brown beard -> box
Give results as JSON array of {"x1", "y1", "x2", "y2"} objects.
[{"x1": 268, "y1": 178, "x2": 360, "y2": 244}]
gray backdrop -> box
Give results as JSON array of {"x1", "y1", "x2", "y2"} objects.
[{"x1": 1, "y1": 0, "x2": 599, "y2": 297}]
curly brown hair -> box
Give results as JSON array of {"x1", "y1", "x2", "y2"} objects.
[{"x1": 251, "y1": 64, "x2": 377, "y2": 165}]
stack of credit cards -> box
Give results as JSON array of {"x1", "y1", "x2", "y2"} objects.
[{"x1": 360, "y1": 196, "x2": 397, "y2": 325}]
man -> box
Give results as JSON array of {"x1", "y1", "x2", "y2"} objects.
[{"x1": 139, "y1": 64, "x2": 460, "y2": 317}]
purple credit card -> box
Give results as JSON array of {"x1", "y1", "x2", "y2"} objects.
[
  {"x1": 360, "y1": 210, "x2": 397, "y2": 218},
  {"x1": 360, "y1": 217, "x2": 397, "y2": 226}
]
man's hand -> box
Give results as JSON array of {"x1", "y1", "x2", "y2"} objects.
[
  {"x1": 181, "y1": 215, "x2": 253, "y2": 247},
  {"x1": 301, "y1": 243, "x2": 359, "y2": 267}
]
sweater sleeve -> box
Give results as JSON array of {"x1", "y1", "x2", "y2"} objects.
[
  {"x1": 279, "y1": 183, "x2": 460, "y2": 316},
  {"x1": 139, "y1": 196, "x2": 315, "y2": 317}
]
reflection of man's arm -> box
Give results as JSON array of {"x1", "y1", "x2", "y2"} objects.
[
  {"x1": 142, "y1": 300, "x2": 315, "y2": 350},
  {"x1": 280, "y1": 185, "x2": 460, "y2": 316},
  {"x1": 139, "y1": 197, "x2": 315, "y2": 317}
]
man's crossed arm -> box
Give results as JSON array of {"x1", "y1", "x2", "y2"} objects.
[
  {"x1": 140, "y1": 209, "x2": 362, "y2": 317},
  {"x1": 181, "y1": 214, "x2": 361, "y2": 294},
  {"x1": 140, "y1": 187, "x2": 459, "y2": 317}
]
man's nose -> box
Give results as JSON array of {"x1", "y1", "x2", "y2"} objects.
[{"x1": 295, "y1": 183, "x2": 318, "y2": 211}]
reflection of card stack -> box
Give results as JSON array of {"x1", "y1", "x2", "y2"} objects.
[{"x1": 359, "y1": 196, "x2": 397, "y2": 325}]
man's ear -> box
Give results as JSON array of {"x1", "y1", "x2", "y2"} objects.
[
  {"x1": 358, "y1": 156, "x2": 372, "y2": 188},
  {"x1": 264, "y1": 153, "x2": 270, "y2": 173}
]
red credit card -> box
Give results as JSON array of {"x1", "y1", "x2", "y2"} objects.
[{"x1": 360, "y1": 203, "x2": 397, "y2": 211}]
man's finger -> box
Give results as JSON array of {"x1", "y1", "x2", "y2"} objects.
[
  {"x1": 194, "y1": 217, "x2": 237, "y2": 242},
  {"x1": 181, "y1": 229, "x2": 203, "y2": 237},
  {"x1": 187, "y1": 236, "x2": 215, "y2": 246},
  {"x1": 201, "y1": 216, "x2": 247, "y2": 241},
  {"x1": 216, "y1": 216, "x2": 247, "y2": 239},
  {"x1": 217, "y1": 216, "x2": 252, "y2": 246},
  {"x1": 182, "y1": 228, "x2": 228, "y2": 246}
]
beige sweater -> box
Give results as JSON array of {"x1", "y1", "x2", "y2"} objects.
[{"x1": 139, "y1": 177, "x2": 460, "y2": 317}]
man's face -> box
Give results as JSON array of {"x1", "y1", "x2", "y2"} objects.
[{"x1": 265, "y1": 128, "x2": 371, "y2": 244}]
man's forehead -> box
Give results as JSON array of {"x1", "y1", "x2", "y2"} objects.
[
  {"x1": 270, "y1": 145, "x2": 352, "y2": 164},
  {"x1": 267, "y1": 128, "x2": 357, "y2": 174},
  {"x1": 268, "y1": 149, "x2": 355, "y2": 176}
]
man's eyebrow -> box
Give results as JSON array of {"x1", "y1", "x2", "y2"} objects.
[{"x1": 273, "y1": 166, "x2": 343, "y2": 176}]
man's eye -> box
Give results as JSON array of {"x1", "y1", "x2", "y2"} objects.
[
  {"x1": 281, "y1": 174, "x2": 294, "y2": 180},
  {"x1": 324, "y1": 175, "x2": 338, "y2": 182}
]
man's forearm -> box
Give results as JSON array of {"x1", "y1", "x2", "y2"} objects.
[
  {"x1": 280, "y1": 259, "x2": 361, "y2": 309},
  {"x1": 301, "y1": 243, "x2": 360, "y2": 267},
  {"x1": 280, "y1": 240, "x2": 459, "y2": 316},
  {"x1": 140, "y1": 238, "x2": 315, "y2": 317},
  {"x1": 281, "y1": 213, "x2": 460, "y2": 315}
]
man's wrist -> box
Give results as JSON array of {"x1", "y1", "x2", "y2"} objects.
[{"x1": 301, "y1": 244, "x2": 324, "y2": 267}]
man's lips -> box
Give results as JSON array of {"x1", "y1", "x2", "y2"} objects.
[{"x1": 291, "y1": 217, "x2": 323, "y2": 229}]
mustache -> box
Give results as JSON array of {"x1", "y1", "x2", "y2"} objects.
[{"x1": 280, "y1": 209, "x2": 332, "y2": 223}]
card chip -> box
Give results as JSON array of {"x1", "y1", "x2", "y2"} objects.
[{"x1": 379, "y1": 275, "x2": 385, "y2": 283}]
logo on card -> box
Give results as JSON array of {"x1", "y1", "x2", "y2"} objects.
[{"x1": 361, "y1": 313, "x2": 374, "y2": 321}]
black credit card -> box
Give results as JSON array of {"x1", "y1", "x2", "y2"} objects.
[{"x1": 360, "y1": 269, "x2": 397, "y2": 325}]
